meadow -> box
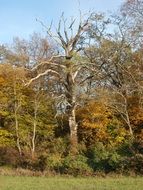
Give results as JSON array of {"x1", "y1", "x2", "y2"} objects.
[{"x1": 0, "y1": 176, "x2": 142, "y2": 190}]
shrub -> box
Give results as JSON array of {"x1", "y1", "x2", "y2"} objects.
[
  {"x1": 61, "y1": 154, "x2": 93, "y2": 176},
  {"x1": 88, "y1": 142, "x2": 122, "y2": 173},
  {"x1": 46, "y1": 154, "x2": 63, "y2": 173},
  {"x1": 121, "y1": 153, "x2": 143, "y2": 174},
  {"x1": 0, "y1": 147, "x2": 19, "y2": 166}
]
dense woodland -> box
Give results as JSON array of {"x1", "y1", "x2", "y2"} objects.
[{"x1": 0, "y1": 0, "x2": 143, "y2": 175}]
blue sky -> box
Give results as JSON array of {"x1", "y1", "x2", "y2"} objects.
[{"x1": 0, "y1": 0, "x2": 124, "y2": 44}]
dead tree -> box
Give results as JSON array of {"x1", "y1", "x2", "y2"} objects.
[{"x1": 27, "y1": 13, "x2": 95, "y2": 154}]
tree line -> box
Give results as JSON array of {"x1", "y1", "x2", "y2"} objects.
[{"x1": 0, "y1": 0, "x2": 143, "y2": 175}]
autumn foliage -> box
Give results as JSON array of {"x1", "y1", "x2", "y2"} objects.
[{"x1": 0, "y1": 0, "x2": 143, "y2": 176}]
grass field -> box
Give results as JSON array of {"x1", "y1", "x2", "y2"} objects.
[{"x1": 0, "y1": 176, "x2": 142, "y2": 190}]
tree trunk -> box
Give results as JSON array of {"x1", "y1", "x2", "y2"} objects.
[
  {"x1": 124, "y1": 93, "x2": 134, "y2": 137},
  {"x1": 15, "y1": 112, "x2": 22, "y2": 156},
  {"x1": 31, "y1": 100, "x2": 37, "y2": 159},
  {"x1": 65, "y1": 59, "x2": 78, "y2": 154},
  {"x1": 31, "y1": 119, "x2": 36, "y2": 159},
  {"x1": 14, "y1": 82, "x2": 22, "y2": 156},
  {"x1": 126, "y1": 110, "x2": 133, "y2": 136},
  {"x1": 68, "y1": 106, "x2": 78, "y2": 154}
]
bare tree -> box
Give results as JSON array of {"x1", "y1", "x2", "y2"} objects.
[{"x1": 27, "y1": 13, "x2": 98, "y2": 154}]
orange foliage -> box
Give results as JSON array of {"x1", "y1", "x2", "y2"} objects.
[{"x1": 77, "y1": 100, "x2": 128, "y2": 147}]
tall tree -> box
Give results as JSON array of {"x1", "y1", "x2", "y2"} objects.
[{"x1": 27, "y1": 13, "x2": 101, "y2": 154}]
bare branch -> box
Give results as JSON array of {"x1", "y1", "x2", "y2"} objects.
[
  {"x1": 32, "y1": 55, "x2": 66, "y2": 71},
  {"x1": 79, "y1": 75, "x2": 94, "y2": 84},
  {"x1": 26, "y1": 69, "x2": 60, "y2": 86},
  {"x1": 36, "y1": 18, "x2": 62, "y2": 46}
]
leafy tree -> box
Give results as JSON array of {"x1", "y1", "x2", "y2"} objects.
[{"x1": 77, "y1": 99, "x2": 127, "y2": 148}]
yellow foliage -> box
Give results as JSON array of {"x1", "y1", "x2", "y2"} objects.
[
  {"x1": 77, "y1": 100, "x2": 127, "y2": 146},
  {"x1": 0, "y1": 129, "x2": 15, "y2": 147}
]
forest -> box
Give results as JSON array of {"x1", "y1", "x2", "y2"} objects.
[{"x1": 0, "y1": 0, "x2": 143, "y2": 176}]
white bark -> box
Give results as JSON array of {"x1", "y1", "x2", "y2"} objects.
[{"x1": 14, "y1": 82, "x2": 22, "y2": 156}]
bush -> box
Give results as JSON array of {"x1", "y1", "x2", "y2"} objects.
[
  {"x1": 88, "y1": 142, "x2": 122, "y2": 173},
  {"x1": 130, "y1": 154, "x2": 143, "y2": 174},
  {"x1": 121, "y1": 153, "x2": 143, "y2": 175},
  {"x1": 46, "y1": 154, "x2": 63, "y2": 173},
  {"x1": 108, "y1": 152, "x2": 122, "y2": 171},
  {"x1": 61, "y1": 154, "x2": 93, "y2": 176},
  {"x1": 0, "y1": 147, "x2": 19, "y2": 166},
  {"x1": 34, "y1": 154, "x2": 48, "y2": 171}
]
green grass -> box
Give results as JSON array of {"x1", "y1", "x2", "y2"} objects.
[{"x1": 0, "y1": 176, "x2": 142, "y2": 190}]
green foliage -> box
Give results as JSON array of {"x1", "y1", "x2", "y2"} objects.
[
  {"x1": 61, "y1": 154, "x2": 93, "y2": 176},
  {"x1": 46, "y1": 154, "x2": 63, "y2": 173},
  {"x1": 88, "y1": 142, "x2": 122, "y2": 173}
]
